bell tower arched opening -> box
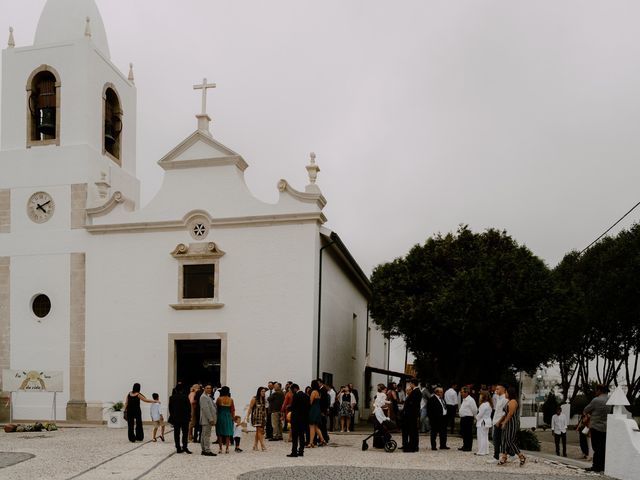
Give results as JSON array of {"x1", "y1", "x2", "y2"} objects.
[
  {"x1": 103, "y1": 85, "x2": 122, "y2": 164},
  {"x1": 26, "y1": 65, "x2": 61, "y2": 147}
]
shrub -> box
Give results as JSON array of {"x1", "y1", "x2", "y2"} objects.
[
  {"x1": 517, "y1": 429, "x2": 541, "y2": 451},
  {"x1": 571, "y1": 394, "x2": 590, "y2": 417},
  {"x1": 111, "y1": 401, "x2": 124, "y2": 412}
]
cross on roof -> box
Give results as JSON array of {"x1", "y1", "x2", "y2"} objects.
[{"x1": 193, "y1": 78, "x2": 217, "y2": 116}]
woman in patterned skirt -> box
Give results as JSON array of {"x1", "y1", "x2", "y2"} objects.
[
  {"x1": 215, "y1": 386, "x2": 235, "y2": 454},
  {"x1": 495, "y1": 386, "x2": 526, "y2": 466},
  {"x1": 246, "y1": 386, "x2": 267, "y2": 451}
]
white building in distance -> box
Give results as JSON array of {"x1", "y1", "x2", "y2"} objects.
[{"x1": 0, "y1": 0, "x2": 393, "y2": 422}]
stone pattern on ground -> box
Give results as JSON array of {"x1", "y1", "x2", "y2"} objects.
[
  {"x1": 238, "y1": 466, "x2": 594, "y2": 480},
  {"x1": 0, "y1": 427, "x2": 607, "y2": 480}
]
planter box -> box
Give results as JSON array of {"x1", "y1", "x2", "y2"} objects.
[{"x1": 107, "y1": 410, "x2": 126, "y2": 429}]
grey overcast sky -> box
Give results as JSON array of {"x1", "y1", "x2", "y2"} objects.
[{"x1": 2, "y1": 0, "x2": 640, "y2": 274}]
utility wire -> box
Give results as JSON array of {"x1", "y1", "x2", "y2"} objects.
[{"x1": 579, "y1": 200, "x2": 640, "y2": 255}]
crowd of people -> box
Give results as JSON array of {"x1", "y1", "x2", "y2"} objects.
[
  {"x1": 123, "y1": 378, "x2": 358, "y2": 458},
  {"x1": 122, "y1": 378, "x2": 612, "y2": 472}
]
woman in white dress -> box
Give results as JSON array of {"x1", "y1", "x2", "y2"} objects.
[
  {"x1": 373, "y1": 384, "x2": 391, "y2": 424},
  {"x1": 475, "y1": 391, "x2": 493, "y2": 455}
]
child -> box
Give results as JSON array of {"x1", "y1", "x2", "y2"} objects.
[
  {"x1": 150, "y1": 393, "x2": 165, "y2": 442},
  {"x1": 233, "y1": 415, "x2": 244, "y2": 452}
]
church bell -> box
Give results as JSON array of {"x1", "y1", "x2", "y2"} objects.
[
  {"x1": 29, "y1": 77, "x2": 57, "y2": 137},
  {"x1": 104, "y1": 103, "x2": 122, "y2": 146}
]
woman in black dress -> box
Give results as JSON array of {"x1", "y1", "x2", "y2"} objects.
[{"x1": 125, "y1": 382, "x2": 157, "y2": 442}]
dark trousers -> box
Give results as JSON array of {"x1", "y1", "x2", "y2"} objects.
[
  {"x1": 493, "y1": 426, "x2": 502, "y2": 460},
  {"x1": 173, "y1": 423, "x2": 189, "y2": 450},
  {"x1": 430, "y1": 417, "x2": 447, "y2": 449},
  {"x1": 402, "y1": 415, "x2": 419, "y2": 451},
  {"x1": 266, "y1": 410, "x2": 273, "y2": 439},
  {"x1": 319, "y1": 414, "x2": 329, "y2": 443},
  {"x1": 127, "y1": 411, "x2": 144, "y2": 442},
  {"x1": 291, "y1": 422, "x2": 306, "y2": 455},
  {"x1": 234, "y1": 436, "x2": 241, "y2": 448},
  {"x1": 579, "y1": 432, "x2": 589, "y2": 456},
  {"x1": 460, "y1": 416, "x2": 474, "y2": 451},
  {"x1": 554, "y1": 432, "x2": 567, "y2": 456},
  {"x1": 590, "y1": 428, "x2": 606, "y2": 472},
  {"x1": 446, "y1": 405, "x2": 456, "y2": 433}
]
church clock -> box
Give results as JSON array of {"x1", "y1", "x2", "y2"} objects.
[{"x1": 27, "y1": 191, "x2": 55, "y2": 223}]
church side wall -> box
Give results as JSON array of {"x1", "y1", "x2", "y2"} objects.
[
  {"x1": 318, "y1": 248, "x2": 373, "y2": 417},
  {"x1": 84, "y1": 222, "x2": 318, "y2": 420}
]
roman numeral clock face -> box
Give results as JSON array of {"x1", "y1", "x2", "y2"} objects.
[{"x1": 27, "y1": 191, "x2": 55, "y2": 223}]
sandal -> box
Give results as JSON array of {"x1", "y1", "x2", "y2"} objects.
[
  {"x1": 518, "y1": 453, "x2": 526, "y2": 467},
  {"x1": 498, "y1": 454, "x2": 508, "y2": 465},
  {"x1": 152, "y1": 438, "x2": 157, "y2": 442}
]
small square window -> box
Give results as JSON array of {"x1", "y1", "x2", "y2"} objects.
[
  {"x1": 183, "y1": 264, "x2": 215, "y2": 299},
  {"x1": 170, "y1": 242, "x2": 225, "y2": 310}
]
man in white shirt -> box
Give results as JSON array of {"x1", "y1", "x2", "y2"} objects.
[
  {"x1": 492, "y1": 383, "x2": 508, "y2": 461},
  {"x1": 551, "y1": 406, "x2": 568, "y2": 457},
  {"x1": 327, "y1": 384, "x2": 337, "y2": 431},
  {"x1": 458, "y1": 387, "x2": 478, "y2": 452},
  {"x1": 444, "y1": 384, "x2": 459, "y2": 434}
]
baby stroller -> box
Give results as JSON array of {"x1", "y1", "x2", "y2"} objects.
[{"x1": 361, "y1": 418, "x2": 397, "y2": 452}]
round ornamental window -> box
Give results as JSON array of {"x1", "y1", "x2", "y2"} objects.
[
  {"x1": 32, "y1": 294, "x2": 51, "y2": 318},
  {"x1": 190, "y1": 222, "x2": 209, "y2": 240}
]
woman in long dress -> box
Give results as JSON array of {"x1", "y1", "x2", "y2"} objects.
[
  {"x1": 215, "y1": 386, "x2": 235, "y2": 454},
  {"x1": 246, "y1": 386, "x2": 267, "y2": 451},
  {"x1": 475, "y1": 391, "x2": 493, "y2": 455},
  {"x1": 373, "y1": 384, "x2": 391, "y2": 424},
  {"x1": 495, "y1": 386, "x2": 526, "y2": 466},
  {"x1": 307, "y1": 380, "x2": 327, "y2": 447}
]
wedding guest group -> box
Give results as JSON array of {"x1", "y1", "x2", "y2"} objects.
[{"x1": 126, "y1": 376, "x2": 611, "y2": 474}]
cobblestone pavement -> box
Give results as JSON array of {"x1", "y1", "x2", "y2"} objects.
[
  {"x1": 238, "y1": 466, "x2": 593, "y2": 480},
  {"x1": 0, "y1": 427, "x2": 608, "y2": 479}
]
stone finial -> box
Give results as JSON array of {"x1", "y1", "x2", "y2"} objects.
[
  {"x1": 607, "y1": 386, "x2": 630, "y2": 416},
  {"x1": 8, "y1": 27, "x2": 15, "y2": 48},
  {"x1": 84, "y1": 17, "x2": 92, "y2": 38},
  {"x1": 306, "y1": 152, "x2": 320, "y2": 185},
  {"x1": 128, "y1": 63, "x2": 135, "y2": 84}
]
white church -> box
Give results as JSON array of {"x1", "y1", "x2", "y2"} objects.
[{"x1": 0, "y1": 0, "x2": 395, "y2": 422}]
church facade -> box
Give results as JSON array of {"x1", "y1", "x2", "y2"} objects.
[{"x1": 0, "y1": 0, "x2": 390, "y2": 422}]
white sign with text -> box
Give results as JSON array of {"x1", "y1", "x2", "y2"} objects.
[{"x1": 2, "y1": 370, "x2": 64, "y2": 392}]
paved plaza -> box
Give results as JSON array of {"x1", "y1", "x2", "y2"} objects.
[{"x1": 0, "y1": 426, "x2": 606, "y2": 480}]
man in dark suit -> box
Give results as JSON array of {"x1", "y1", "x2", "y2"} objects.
[
  {"x1": 287, "y1": 384, "x2": 310, "y2": 457},
  {"x1": 427, "y1": 387, "x2": 449, "y2": 451},
  {"x1": 317, "y1": 379, "x2": 330, "y2": 444},
  {"x1": 402, "y1": 379, "x2": 422, "y2": 452},
  {"x1": 168, "y1": 384, "x2": 193, "y2": 454}
]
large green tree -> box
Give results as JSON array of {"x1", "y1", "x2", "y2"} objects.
[
  {"x1": 370, "y1": 226, "x2": 554, "y2": 385},
  {"x1": 576, "y1": 225, "x2": 640, "y2": 400}
]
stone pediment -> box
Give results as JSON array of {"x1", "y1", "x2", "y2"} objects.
[{"x1": 157, "y1": 130, "x2": 248, "y2": 171}]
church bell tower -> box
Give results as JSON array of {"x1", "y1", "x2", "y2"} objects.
[
  {"x1": 0, "y1": 0, "x2": 140, "y2": 422},
  {"x1": 0, "y1": 0, "x2": 139, "y2": 205}
]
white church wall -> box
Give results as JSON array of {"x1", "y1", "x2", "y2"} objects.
[
  {"x1": 318, "y1": 248, "x2": 370, "y2": 400},
  {"x1": 10, "y1": 253, "x2": 70, "y2": 420},
  {"x1": 84, "y1": 221, "x2": 319, "y2": 417}
]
